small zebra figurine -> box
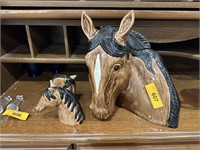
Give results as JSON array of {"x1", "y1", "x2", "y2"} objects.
[
  {"x1": 49, "y1": 74, "x2": 77, "y2": 94},
  {"x1": 34, "y1": 87, "x2": 85, "y2": 126}
]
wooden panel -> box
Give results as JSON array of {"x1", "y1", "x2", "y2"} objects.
[
  {"x1": 25, "y1": 25, "x2": 35, "y2": 58},
  {"x1": 1, "y1": 37, "x2": 199, "y2": 64},
  {"x1": 1, "y1": 52, "x2": 199, "y2": 64},
  {"x1": 133, "y1": 21, "x2": 199, "y2": 43},
  {"x1": 1, "y1": 10, "x2": 199, "y2": 20},
  {"x1": 0, "y1": 63, "x2": 24, "y2": 94},
  {"x1": 28, "y1": 26, "x2": 66, "y2": 58},
  {"x1": 158, "y1": 51, "x2": 199, "y2": 60},
  {"x1": 1, "y1": 1, "x2": 199, "y2": 8},
  {"x1": 67, "y1": 27, "x2": 88, "y2": 55},
  {"x1": 0, "y1": 71, "x2": 199, "y2": 145},
  {"x1": 77, "y1": 143, "x2": 200, "y2": 150},
  {"x1": 63, "y1": 26, "x2": 70, "y2": 58},
  {"x1": 0, "y1": 56, "x2": 86, "y2": 64},
  {"x1": 0, "y1": 144, "x2": 72, "y2": 150},
  {"x1": 28, "y1": 26, "x2": 51, "y2": 55},
  {"x1": 2, "y1": 20, "x2": 199, "y2": 43},
  {"x1": 1, "y1": 26, "x2": 30, "y2": 56}
]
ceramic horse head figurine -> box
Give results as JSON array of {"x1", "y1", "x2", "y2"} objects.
[
  {"x1": 49, "y1": 74, "x2": 77, "y2": 94},
  {"x1": 81, "y1": 10, "x2": 180, "y2": 128},
  {"x1": 34, "y1": 87, "x2": 85, "y2": 125}
]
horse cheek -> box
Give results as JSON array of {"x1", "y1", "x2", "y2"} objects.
[
  {"x1": 34, "y1": 96, "x2": 47, "y2": 112},
  {"x1": 118, "y1": 66, "x2": 131, "y2": 91}
]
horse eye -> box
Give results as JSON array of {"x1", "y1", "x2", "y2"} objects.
[{"x1": 113, "y1": 64, "x2": 121, "y2": 71}]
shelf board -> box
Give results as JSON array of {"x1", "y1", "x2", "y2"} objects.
[
  {"x1": 1, "y1": 1, "x2": 199, "y2": 9},
  {"x1": 1, "y1": 44, "x2": 32, "y2": 59},
  {"x1": 158, "y1": 51, "x2": 200, "y2": 60},
  {"x1": 1, "y1": 10, "x2": 199, "y2": 20},
  {"x1": 0, "y1": 45, "x2": 87, "y2": 64},
  {"x1": 1, "y1": 49, "x2": 199, "y2": 64},
  {"x1": 35, "y1": 44, "x2": 67, "y2": 58},
  {"x1": 0, "y1": 57, "x2": 86, "y2": 64},
  {"x1": 0, "y1": 71, "x2": 199, "y2": 145}
]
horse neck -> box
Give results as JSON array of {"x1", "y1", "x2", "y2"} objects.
[
  {"x1": 118, "y1": 55, "x2": 170, "y2": 126},
  {"x1": 57, "y1": 104, "x2": 79, "y2": 125},
  {"x1": 124, "y1": 56, "x2": 149, "y2": 97}
]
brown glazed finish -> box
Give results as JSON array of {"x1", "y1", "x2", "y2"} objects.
[
  {"x1": 0, "y1": 71, "x2": 199, "y2": 145},
  {"x1": 49, "y1": 74, "x2": 77, "y2": 94},
  {"x1": 34, "y1": 87, "x2": 85, "y2": 126},
  {"x1": 81, "y1": 11, "x2": 179, "y2": 127},
  {"x1": 33, "y1": 75, "x2": 84, "y2": 126}
]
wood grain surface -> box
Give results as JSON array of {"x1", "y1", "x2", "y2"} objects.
[
  {"x1": 1, "y1": 10, "x2": 199, "y2": 20},
  {"x1": 1, "y1": 1, "x2": 199, "y2": 8},
  {"x1": 0, "y1": 71, "x2": 199, "y2": 145}
]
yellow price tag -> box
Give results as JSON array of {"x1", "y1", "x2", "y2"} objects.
[
  {"x1": 145, "y1": 83, "x2": 163, "y2": 109},
  {"x1": 2, "y1": 109, "x2": 29, "y2": 121}
]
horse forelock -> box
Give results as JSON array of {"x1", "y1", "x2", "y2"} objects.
[
  {"x1": 88, "y1": 26, "x2": 152, "y2": 58},
  {"x1": 51, "y1": 74, "x2": 75, "y2": 89},
  {"x1": 43, "y1": 88, "x2": 56, "y2": 101},
  {"x1": 88, "y1": 26, "x2": 126, "y2": 57}
]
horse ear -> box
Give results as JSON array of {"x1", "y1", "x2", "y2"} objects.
[
  {"x1": 81, "y1": 11, "x2": 98, "y2": 40},
  {"x1": 70, "y1": 75, "x2": 77, "y2": 80},
  {"x1": 49, "y1": 87, "x2": 56, "y2": 93},
  {"x1": 115, "y1": 10, "x2": 135, "y2": 45},
  {"x1": 49, "y1": 80, "x2": 55, "y2": 87},
  {"x1": 48, "y1": 87, "x2": 59, "y2": 99}
]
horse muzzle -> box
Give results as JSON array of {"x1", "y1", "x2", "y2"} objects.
[
  {"x1": 90, "y1": 102, "x2": 115, "y2": 120},
  {"x1": 92, "y1": 107, "x2": 109, "y2": 120}
]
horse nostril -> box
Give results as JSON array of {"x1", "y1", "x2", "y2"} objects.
[
  {"x1": 106, "y1": 102, "x2": 109, "y2": 106},
  {"x1": 92, "y1": 108, "x2": 109, "y2": 120},
  {"x1": 101, "y1": 112, "x2": 109, "y2": 120}
]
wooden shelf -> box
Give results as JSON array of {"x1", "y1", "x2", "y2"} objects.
[
  {"x1": 0, "y1": 71, "x2": 199, "y2": 145},
  {"x1": 1, "y1": 1, "x2": 199, "y2": 9},
  {"x1": 1, "y1": 2, "x2": 199, "y2": 148},
  {"x1": 0, "y1": 56, "x2": 86, "y2": 64},
  {"x1": 1, "y1": 52, "x2": 199, "y2": 64},
  {"x1": 36, "y1": 44, "x2": 67, "y2": 58},
  {"x1": 0, "y1": 45, "x2": 87, "y2": 64},
  {"x1": 1, "y1": 10, "x2": 199, "y2": 20},
  {"x1": 158, "y1": 51, "x2": 200, "y2": 61},
  {"x1": 2, "y1": 44, "x2": 31, "y2": 58}
]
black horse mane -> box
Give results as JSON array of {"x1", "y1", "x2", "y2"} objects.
[
  {"x1": 51, "y1": 74, "x2": 70, "y2": 80},
  {"x1": 89, "y1": 26, "x2": 126, "y2": 57},
  {"x1": 88, "y1": 26, "x2": 180, "y2": 128},
  {"x1": 88, "y1": 26, "x2": 151, "y2": 57},
  {"x1": 43, "y1": 88, "x2": 56, "y2": 101},
  {"x1": 43, "y1": 87, "x2": 85, "y2": 123},
  {"x1": 50, "y1": 74, "x2": 76, "y2": 88}
]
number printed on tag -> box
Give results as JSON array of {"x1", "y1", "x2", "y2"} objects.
[
  {"x1": 2, "y1": 109, "x2": 29, "y2": 121},
  {"x1": 145, "y1": 83, "x2": 164, "y2": 109}
]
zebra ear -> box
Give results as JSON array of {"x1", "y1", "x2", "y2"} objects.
[
  {"x1": 115, "y1": 10, "x2": 135, "y2": 45},
  {"x1": 81, "y1": 11, "x2": 99, "y2": 41}
]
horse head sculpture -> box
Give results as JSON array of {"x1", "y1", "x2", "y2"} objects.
[
  {"x1": 49, "y1": 74, "x2": 77, "y2": 94},
  {"x1": 34, "y1": 87, "x2": 85, "y2": 125},
  {"x1": 81, "y1": 11, "x2": 180, "y2": 128}
]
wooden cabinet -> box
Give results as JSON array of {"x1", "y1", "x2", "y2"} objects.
[{"x1": 0, "y1": 1, "x2": 199, "y2": 149}]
